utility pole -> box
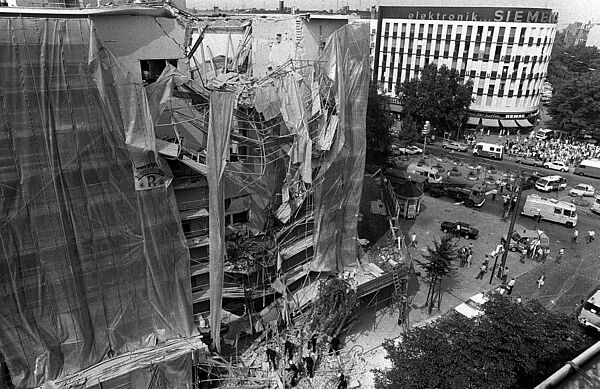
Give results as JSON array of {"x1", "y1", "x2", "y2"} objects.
[{"x1": 499, "y1": 173, "x2": 525, "y2": 277}]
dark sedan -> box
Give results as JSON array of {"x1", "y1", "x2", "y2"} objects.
[{"x1": 440, "y1": 221, "x2": 479, "y2": 239}]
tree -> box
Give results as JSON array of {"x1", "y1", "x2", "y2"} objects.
[
  {"x1": 398, "y1": 63, "x2": 473, "y2": 138},
  {"x1": 374, "y1": 294, "x2": 596, "y2": 389},
  {"x1": 547, "y1": 71, "x2": 600, "y2": 133},
  {"x1": 366, "y1": 82, "x2": 394, "y2": 166},
  {"x1": 421, "y1": 235, "x2": 458, "y2": 314}
]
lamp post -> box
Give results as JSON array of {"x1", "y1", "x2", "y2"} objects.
[{"x1": 422, "y1": 120, "x2": 431, "y2": 155}]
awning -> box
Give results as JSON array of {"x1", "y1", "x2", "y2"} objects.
[
  {"x1": 481, "y1": 118, "x2": 499, "y2": 127},
  {"x1": 516, "y1": 119, "x2": 532, "y2": 127},
  {"x1": 467, "y1": 117, "x2": 481, "y2": 126},
  {"x1": 499, "y1": 119, "x2": 520, "y2": 128}
]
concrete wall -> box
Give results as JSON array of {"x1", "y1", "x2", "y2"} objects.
[
  {"x1": 92, "y1": 15, "x2": 186, "y2": 83},
  {"x1": 302, "y1": 18, "x2": 348, "y2": 61},
  {"x1": 252, "y1": 16, "x2": 299, "y2": 78}
]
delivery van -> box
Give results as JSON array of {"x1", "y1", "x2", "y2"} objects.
[
  {"x1": 521, "y1": 193, "x2": 577, "y2": 227},
  {"x1": 472, "y1": 142, "x2": 503, "y2": 160},
  {"x1": 406, "y1": 163, "x2": 443, "y2": 183}
]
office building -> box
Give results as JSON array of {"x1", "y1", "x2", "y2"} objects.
[{"x1": 373, "y1": 6, "x2": 558, "y2": 128}]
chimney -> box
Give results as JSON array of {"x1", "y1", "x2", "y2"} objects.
[
  {"x1": 278, "y1": 0, "x2": 284, "y2": 11},
  {"x1": 370, "y1": 6, "x2": 376, "y2": 19}
]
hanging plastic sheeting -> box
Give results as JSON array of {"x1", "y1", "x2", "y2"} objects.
[
  {"x1": 310, "y1": 23, "x2": 370, "y2": 272},
  {"x1": 0, "y1": 17, "x2": 193, "y2": 388},
  {"x1": 207, "y1": 92, "x2": 235, "y2": 352}
]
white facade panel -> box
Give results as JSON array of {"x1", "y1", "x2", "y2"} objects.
[{"x1": 374, "y1": 6, "x2": 557, "y2": 123}]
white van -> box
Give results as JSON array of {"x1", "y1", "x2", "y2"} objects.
[
  {"x1": 535, "y1": 129, "x2": 554, "y2": 141},
  {"x1": 406, "y1": 163, "x2": 443, "y2": 183},
  {"x1": 578, "y1": 290, "x2": 600, "y2": 332},
  {"x1": 575, "y1": 159, "x2": 600, "y2": 179},
  {"x1": 592, "y1": 196, "x2": 600, "y2": 215},
  {"x1": 521, "y1": 193, "x2": 578, "y2": 227},
  {"x1": 534, "y1": 175, "x2": 567, "y2": 192},
  {"x1": 472, "y1": 142, "x2": 503, "y2": 160}
]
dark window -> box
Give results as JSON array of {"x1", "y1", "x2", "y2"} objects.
[
  {"x1": 418, "y1": 24, "x2": 424, "y2": 39},
  {"x1": 480, "y1": 71, "x2": 487, "y2": 78},
  {"x1": 477, "y1": 87, "x2": 484, "y2": 95},
  {"x1": 427, "y1": 24, "x2": 434, "y2": 40},
  {"x1": 476, "y1": 26, "x2": 483, "y2": 42},
  {"x1": 508, "y1": 89, "x2": 514, "y2": 97},
  {"x1": 141, "y1": 59, "x2": 177, "y2": 85},
  {"x1": 392, "y1": 23, "x2": 398, "y2": 36},
  {"x1": 508, "y1": 27, "x2": 516, "y2": 44},
  {"x1": 437, "y1": 25, "x2": 443, "y2": 39},
  {"x1": 384, "y1": 23, "x2": 390, "y2": 36},
  {"x1": 446, "y1": 25, "x2": 453, "y2": 42},
  {"x1": 487, "y1": 85, "x2": 495, "y2": 96},
  {"x1": 409, "y1": 23, "x2": 415, "y2": 38},
  {"x1": 470, "y1": 70, "x2": 476, "y2": 77},
  {"x1": 401, "y1": 23, "x2": 407, "y2": 38},
  {"x1": 491, "y1": 71, "x2": 498, "y2": 79},
  {"x1": 494, "y1": 45, "x2": 502, "y2": 61},
  {"x1": 498, "y1": 27, "x2": 505, "y2": 42}
]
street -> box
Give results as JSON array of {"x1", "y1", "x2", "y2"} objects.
[{"x1": 419, "y1": 142, "x2": 600, "y2": 314}]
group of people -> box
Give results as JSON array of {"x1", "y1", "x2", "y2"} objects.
[
  {"x1": 265, "y1": 333, "x2": 349, "y2": 388},
  {"x1": 506, "y1": 136, "x2": 600, "y2": 167}
]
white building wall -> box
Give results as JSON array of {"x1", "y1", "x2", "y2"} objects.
[{"x1": 375, "y1": 8, "x2": 557, "y2": 119}]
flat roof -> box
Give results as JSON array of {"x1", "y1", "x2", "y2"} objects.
[{"x1": 0, "y1": 5, "x2": 172, "y2": 18}]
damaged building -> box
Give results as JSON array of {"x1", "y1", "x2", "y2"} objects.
[{"x1": 0, "y1": 3, "x2": 412, "y2": 388}]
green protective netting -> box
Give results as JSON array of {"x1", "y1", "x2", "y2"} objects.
[{"x1": 0, "y1": 17, "x2": 193, "y2": 388}]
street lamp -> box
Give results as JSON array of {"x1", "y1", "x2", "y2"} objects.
[{"x1": 422, "y1": 120, "x2": 431, "y2": 155}]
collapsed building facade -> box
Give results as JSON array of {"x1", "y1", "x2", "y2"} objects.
[{"x1": 0, "y1": 4, "x2": 412, "y2": 388}]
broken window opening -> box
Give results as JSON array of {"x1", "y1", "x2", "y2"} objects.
[{"x1": 141, "y1": 59, "x2": 178, "y2": 86}]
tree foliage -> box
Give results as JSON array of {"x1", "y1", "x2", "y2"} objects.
[
  {"x1": 547, "y1": 71, "x2": 600, "y2": 132},
  {"x1": 421, "y1": 235, "x2": 459, "y2": 313},
  {"x1": 374, "y1": 294, "x2": 596, "y2": 389},
  {"x1": 421, "y1": 235, "x2": 458, "y2": 279},
  {"x1": 546, "y1": 40, "x2": 600, "y2": 133},
  {"x1": 366, "y1": 82, "x2": 394, "y2": 166},
  {"x1": 398, "y1": 63, "x2": 473, "y2": 137}
]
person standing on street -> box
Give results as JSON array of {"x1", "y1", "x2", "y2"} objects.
[
  {"x1": 409, "y1": 232, "x2": 417, "y2": 248},
  {"x1": 572, "y1": 229, "x2": 579, "y2": 244},
  {"x1": 466, "y1": 252, "x2": 473, "y2": 268},
  {"x1": 475, "y1": 263, "x2": 487, "y2": 279},
  {"x1": 556, "y1": 248, "x2": 565, "y2": 263},
  {"x1": 537, "y1": 275, "x2": 545, "y2": 289},
  {"x1": 507, "y1": 278, "x2": 516, "y2": 295},
  {"x1": 588, "y1": 230, "x2": 596, "y2": 244}
]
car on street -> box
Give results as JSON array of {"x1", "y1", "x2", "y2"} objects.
[
  {"x1": 522, "y1": 174, "x2": 541, "y2": 190},
  {"x1": 454, "y1": 292, "x2": 489, "y2": 318},
  {"x1": 515, "y1": 157, "x2": 544, "y2": 167},
  {"x1": 398, "y1": 145, "x2": 423, "y2": 155},
  {"x1": 501, "y1": 229, "x2": 550, "y2": 253},
  {"x1": 535, "y1": 175, "x2": 567, "y2": 192},
  {"x1": 543, "y1": 160, "x2": 569, "y2": 172},
  {"x1": 442, "y1": 141, "x2": 469, "y2": 152},
  {"x1": 570, "y1": 184, "x2": 595, "y2": 197},
  {"x1": 440, "y1": 221, "x2": 479, "y2": 239}
]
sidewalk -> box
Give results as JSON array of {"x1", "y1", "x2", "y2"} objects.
[{"x1": 345, "y1": 194, "x2": 542, "y2": 388}]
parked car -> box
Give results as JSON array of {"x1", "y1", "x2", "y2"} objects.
[
  {"x1": 443, "y1": 142, "x2": 469, "y2": 152},
  {"x1": 398, "y1": 145, "x2": 423, "y2": 155},
  {"x1": 440, "y1": 221, "x2": 479, "y2": 239},
  {"x1": 516, "y1": 158, "x2": 544, "y2": 167},
  {"x1": 543, "y1": 160, "x2": 569, "y2": 172},
  {"x1": 570, "y1": 184, "x2": 595, "y2": 197},
  {"x1": 454, "y1": 292, "x2": 489, "y2": 318},
  {"x1": 535, "y1": 175, "x2": 567, "y2": 192},
  {"x1": 501, "y1": 229, "x2": 550, "y2": 253},
  {"x1": 522, "y1": 174, "x2": 541, "y2": 190}
]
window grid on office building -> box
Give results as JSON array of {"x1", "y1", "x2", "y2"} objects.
[{"x1": 376, "y1": 16, "x2": 556, "y2": 116}]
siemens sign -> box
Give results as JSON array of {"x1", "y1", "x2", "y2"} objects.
[{"x1": 379, "y1": 6, "x2": 558, "y2": 24}]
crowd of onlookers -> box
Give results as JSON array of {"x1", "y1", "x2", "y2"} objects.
[
  {"x1": 464, "y1": 129, "x2": 600, "y2": 167},
  {"x1": 505, "y1": 137, "x2": 600, "y2": 166}
]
